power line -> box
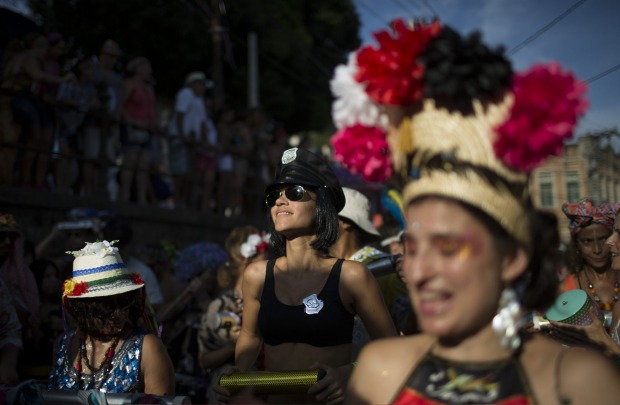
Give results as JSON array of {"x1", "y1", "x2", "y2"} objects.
[
  {"x1": 508, "y1": 0, "x2": 587, "y2": 56},
  {"x1": 356, "y1": 0, "x2": 392, "y2": 26},
  {"x1": 417, "y1": 0, "x2": 439, "y2": 18},
  {"x1": 586, "y1": 63, "x2": 620, "y2": 84},
  {"x1": 389, "y1": 0, "x2": 416, "y2": 17}
]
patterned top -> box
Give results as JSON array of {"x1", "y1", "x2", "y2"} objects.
[
  {"x1": 48, "y1": 329, "x2": 145, "y2": 393},
  {"x1": 391, "y1": 351, "x2": 535, "y2": 405}
]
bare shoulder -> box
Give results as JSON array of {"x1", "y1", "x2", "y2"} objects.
[
  {"x1": 521, "y1": 334, "x2": 620, "y2": 404},
  {"x1": 142, "y1": 333, "x2": 167, "y2": 353},
  {"x1": 346, "y1": 335, "x2": 433, "y2": 405},
  {"x1": 141, "y1": 333, "x2": 173, "y2": 369},
  {"x1": 243, "y1": 259, "x2": 268, "y2": 281},
  {"x1": 559, "y1": 346, "x2": 620, "y2": 402},
  {"x1": 340, "y1": 259, "x2": 372, "y2": 283},
  {"x1": 242, "y1": 259, "x2": 269, "y2": 299}
]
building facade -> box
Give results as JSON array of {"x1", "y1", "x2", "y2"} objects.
[{"x1": 530, "y1": 132, "x2": 620, "y2": 242}]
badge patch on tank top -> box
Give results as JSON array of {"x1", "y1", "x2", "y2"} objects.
[{"x1": 303, "y1": 293, "x2": 324, "y2": 314}]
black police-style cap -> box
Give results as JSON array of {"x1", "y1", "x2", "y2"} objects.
[{"x1": 265, "y1": 148, "x2": 346, "y2": 213}]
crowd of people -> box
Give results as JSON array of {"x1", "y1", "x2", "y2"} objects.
[
  {"x1": 0, "y1": 31, "x2": 290, "y2": 216},
  {"x1": 2, "y1": 15, "x2": 620, "y2": 405}
]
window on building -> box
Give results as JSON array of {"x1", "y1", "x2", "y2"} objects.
[
  {"x1": 565, "y1": 171, "x2": 581, "y2": 202},
  {"x1": 539, "y1": 173, "x2": 554, "y2": 208}
]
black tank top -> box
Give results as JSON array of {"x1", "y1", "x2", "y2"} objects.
[{"x1": 258, "y1": 258, "x2": 354, "y2": 347}]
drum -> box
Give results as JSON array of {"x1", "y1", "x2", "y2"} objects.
[{"x1": 545, "y1": 289, "x2": 604, "y2": 326}]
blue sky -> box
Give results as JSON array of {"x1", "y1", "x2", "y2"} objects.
[{"x1": 352, "y1": 0, "x2": 619, "y2": 137}]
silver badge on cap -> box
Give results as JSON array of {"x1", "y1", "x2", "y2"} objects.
[{"x1": 282, "y1": 148, "x2": 298, "y2": 165}]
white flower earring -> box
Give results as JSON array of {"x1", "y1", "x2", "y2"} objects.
[{"x1": 492, "y1": 288, "x2": 525, "y2": 350}]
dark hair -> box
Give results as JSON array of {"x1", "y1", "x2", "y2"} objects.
[
  {"x1": 340, "y1": 217, "x2": 373, "y2": 247},
  {"x1": 66, "y1": 290, "x2": 143, "y2": 336},
  {"x1": 268, "y1": 187, "x2": 340, "y2": 257}
]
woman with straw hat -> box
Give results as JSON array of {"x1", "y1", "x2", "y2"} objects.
[{"x1": 48, "y1": 240, "x2": 175, "y2": 395}]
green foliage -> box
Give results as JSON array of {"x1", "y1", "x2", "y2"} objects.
[{"x1": 30, "y1": 0, "x2": 361, "y2": 133}]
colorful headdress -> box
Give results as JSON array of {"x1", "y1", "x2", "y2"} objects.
[
  {"x1": 330, "y1": 19, "x2": 588, "y2": 246},
  {"x1": 63, "y1": 240, "x2": 144, "y2": 301},
  {"x1": 562, "y1": 198, "x2": 620, "y2": 237}
]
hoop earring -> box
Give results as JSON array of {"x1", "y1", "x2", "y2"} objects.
[{"x1": 492, "y1": 288, "x2": 525, "y2": 350}]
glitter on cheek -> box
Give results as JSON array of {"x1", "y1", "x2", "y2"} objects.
[
  {"x1": 456, "y1": 243, "x2": 472, "y2": 261},
  {"x1": 457, "y1": 232, "x2": 484, "y2": 261}
]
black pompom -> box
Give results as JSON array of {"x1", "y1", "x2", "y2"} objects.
[{"x1": 420, "y1": 26, "x2": 513, "y2": 115}]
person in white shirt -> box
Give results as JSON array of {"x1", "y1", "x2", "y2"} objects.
[{"x1": 167, "y1": 72, "x2": 217, "y2": 209}]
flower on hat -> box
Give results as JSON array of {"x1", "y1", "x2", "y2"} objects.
[
  {"x1": 330, "y1": 18, "x2": 589, "y2": 184},
  {"x1": 62, "y1": 278, "x2": 89, "y2": 299},
  {"x1": 355, "y1": 19, "x2": 441, "y2": 106},
  {"x1": 240, "y1": 233, "x2": 270, "y2": 260},
  {"x1": 131, "y1": 273, "x2": 144, "y2": 285},
  {"x1": 494, "y1": 63, "x2": 589, "y2": 172},
  {"x1": 330, "y1": 53, "x2": 388, "y2": 130},
  {"x1": 67, "y1": 240, "x2": 119, "y2": 258},
  {"x1": 331, "y1": 124, "x2": 393, "y2": 182}
]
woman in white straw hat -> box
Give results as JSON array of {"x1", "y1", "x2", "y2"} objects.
[{"x1": 48, "y1": 240, "x2": 175, "y2": 395}]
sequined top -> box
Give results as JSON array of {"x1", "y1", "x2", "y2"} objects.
[{"x1": 48, "y1": 328, "x2": 145, "y2": 393}]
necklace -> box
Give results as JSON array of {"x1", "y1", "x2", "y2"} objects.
[
  {"x1": 583, "y1": 270, "x2": 620, "y2": 311},
  {"x1": 75, "y1": 334, "x2": 120, "y2": 389}
]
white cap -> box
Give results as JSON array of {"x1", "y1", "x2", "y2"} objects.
[
  {"x1": 184, "y1": 71, "x2": 206, "y2": 86},
  {"x1": 339, "y1": 188, "x2": 380, "y2": 239}
]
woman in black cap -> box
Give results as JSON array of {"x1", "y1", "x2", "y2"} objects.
[{"x1": 223, "y1": 147, "x2": 397, "y2": 404}]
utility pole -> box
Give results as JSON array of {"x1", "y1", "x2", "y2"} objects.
[
  {"x1": 248, "y1": 32, "x2": 259, "y2": 108},
  {"x1": 210, "y1": 0, "x2": 225, "y2": 111}
]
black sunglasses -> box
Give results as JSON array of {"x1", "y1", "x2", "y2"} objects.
[{"x1": 265, "y1": 185, "x2": 310, "y2": 207}]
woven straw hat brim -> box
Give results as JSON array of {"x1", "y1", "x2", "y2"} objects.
[
  {"x1": 67, "y1": 282, "x2": 143, "y2": 299},
  {"x1": 403, "y1": 170, "x2": 530, "y2": 247}
]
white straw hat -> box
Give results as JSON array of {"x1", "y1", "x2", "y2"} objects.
[{"x1": 63, "y1": 240, "x2": 144, "y2": 300}]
